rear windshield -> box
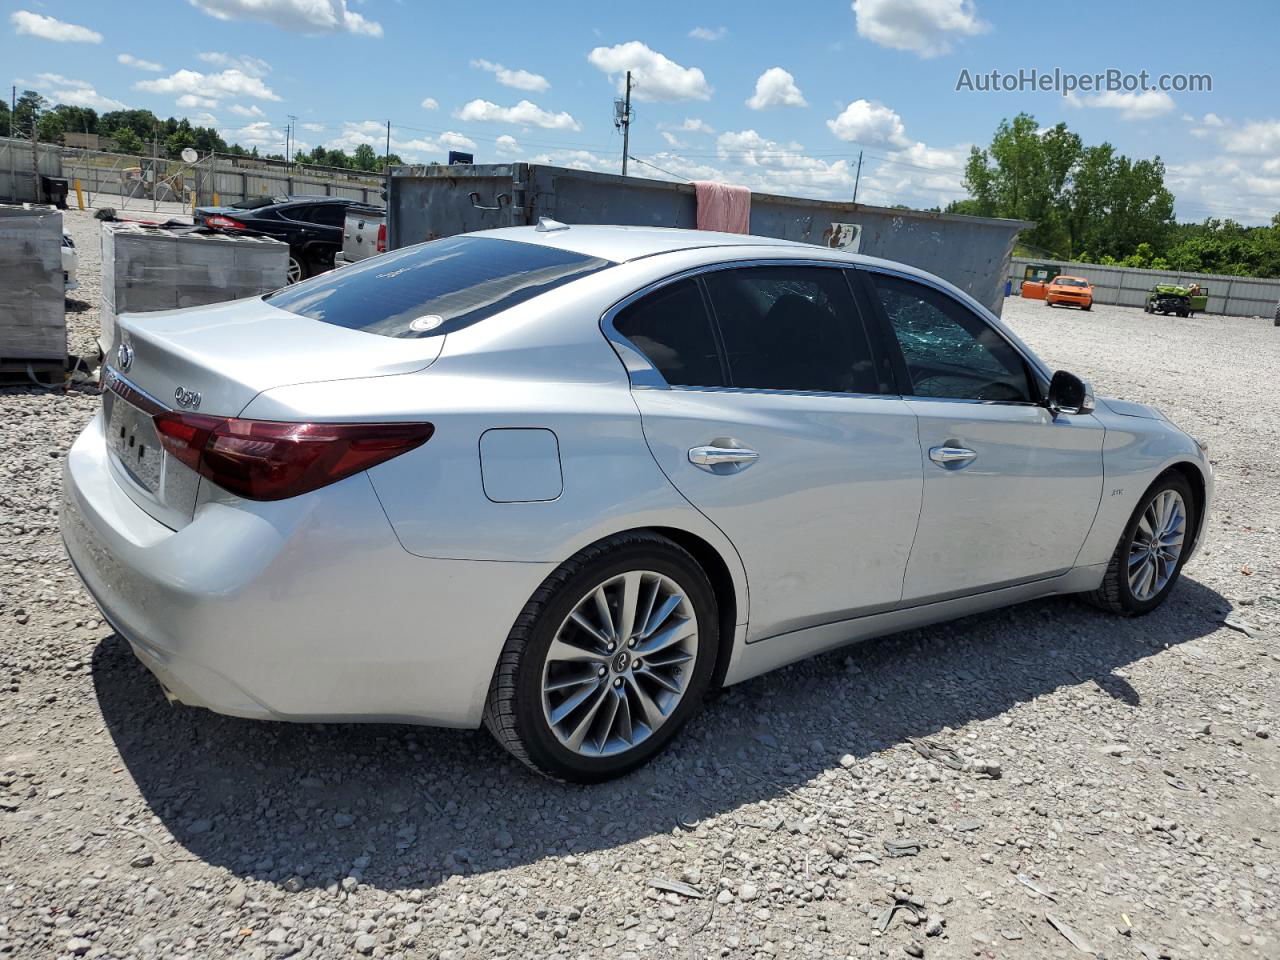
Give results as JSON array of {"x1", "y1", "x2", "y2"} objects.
[{"x1": 265, "y1": 235, "x2": 614, "y2": 338}]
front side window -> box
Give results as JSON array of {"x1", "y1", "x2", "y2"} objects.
[
  {"x1": 613, "y1": 278, "x2": 726, "y2": 387},
  {"x1": 870, "y1": 273, "x2": 1033, "y2": 403},
  {"x1": 703, "y1": 266, "x2": 880, "y2": 394},
  {"x1": 266, "y1": 235, "x2": 613, "y2": 338}
]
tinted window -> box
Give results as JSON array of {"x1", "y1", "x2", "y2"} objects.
[
  {"x1": 280, "y1": 204, "x2": 319, "y2": 223},
  {"x1": 703, "y1": 266, "x2": 880, "y2": 394},
  {"x1": 871, "y1": 273, "x2": 1033, "y2": 403},
  {"x1": 613, "y1": 279, "x2": 726, "y2": 387},
  {"x1": 266, "y1": 236, "x2": 613, "y2": 338},
  {"x1": 305, "y1": 204, "x2": 346, "y2": 227}
]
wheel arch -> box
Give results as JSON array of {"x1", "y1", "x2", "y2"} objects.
[{"x1": 1159, "y1": 460, "x2": 1209, "y2": 555}]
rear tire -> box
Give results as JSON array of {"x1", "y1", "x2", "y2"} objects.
[
  {"x1": 286, "y1": 254, "x2": 306, "y2": 284},
  {"x1": 484, "y1": 531, "x2": 719, "y2": 782},
  {"x1": 1087, "y1": 473, "x2": 1196, "y2": 616}
]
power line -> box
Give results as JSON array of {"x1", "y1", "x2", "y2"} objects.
[{"x1": 627, "y1": 155, "x2": 690, "y2": 182}]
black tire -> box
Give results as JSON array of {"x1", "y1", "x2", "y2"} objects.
[
  {"x1": 484, "y1": 531, "x2": 719, "y2": 782},
  {"x1": 1044, "y1": 298, "x2": 1053, "y2": 307},
  {"x1": 1082, "y1": 302, "x2": 1091, "y2": 311},
  {"x1": 1087, "y1": 473, "x2": 1197, "y2": 616},
  {"x1": 1144, "y1": 300, "x2": 1153, "y2": 314}
]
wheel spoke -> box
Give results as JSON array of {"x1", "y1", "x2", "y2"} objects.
[
  {"x1": 547, "y1": 637, "x2": 606, "y2": 664},
  {"x1": 591, "y1": 586, "x2": 617, "y2": 642},
  {"x1": 642, "y1": 647, "x2": 694, "y2": 669},
  {"x1": 614, "y1": 572, "x2": 643, "y2": 645},
  {"x1": 635, "y1": 665, "x2": 682, "y2": 695},
  {"x1": 543, "y1": 667, "x2": 600, "y2": 692},
  {"x1": 639, "y1": 593, "x2": 682, "y2": 640},
  {"x1": 562, "y1": 683, "x2": 610, "y2": 751},
  {"x1": 635, "y1": 616, "x2": 695, "y2": 657},
  {"x1": 613, "y1": 688, "x2": 634, "y2": 744},
  {"x1": 627, "y1": 674, "x2": 667, "y2": 730},
  {"x1": 549, "y1": 678, "x2": 604, "y2": 726},
  {"x1": 589, "y1": 688, "x2": 623, "y2": 753}
]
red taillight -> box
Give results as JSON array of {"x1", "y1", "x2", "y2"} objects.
[
  {"x1": 204, "y1": 214, "x2": 245, "y2": 230},
  {"x1": 375, "y1": 223, "x2": 386, "y2": 253},
  {"x1": 153, "y1": 413, "x2": 434, "y2": 501}
]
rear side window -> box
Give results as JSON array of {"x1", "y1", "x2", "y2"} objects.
[
  {"x1": 306, "y1": 204, "x2": 345, "y2": 227},
  {"x1": 703, "y1": 266, "x2": 881, "y2": 394},
  {"x1": 266, "y1": 236, "x2": 614, "y2": 338},
  {"x1": 613, "y1": 279, "x2": 726, "y2": 387}
]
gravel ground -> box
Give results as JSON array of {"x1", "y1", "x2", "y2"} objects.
[{"x1": 1, "y1": 214, "x2": 1277, "y2": 960}]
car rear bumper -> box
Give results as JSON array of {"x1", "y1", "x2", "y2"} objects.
[{"x1": 61, "y1": 411, "x2": 553, "y2": 727}]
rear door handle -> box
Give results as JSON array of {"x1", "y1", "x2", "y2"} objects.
[
  {"x1": 929, "y1": 445, "x2": 977, "y2": 465},
  {"x1": 689, "y1": 445, "x2": 760, "y2": 466}
]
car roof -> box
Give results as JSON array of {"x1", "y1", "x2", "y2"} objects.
[{"x1": 478, "y1": 224, "x2": 819, "y2": 263}]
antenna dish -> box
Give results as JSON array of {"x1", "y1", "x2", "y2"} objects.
[{"x1": 180, "y1": 147, "x2": 198, "y2": 163}]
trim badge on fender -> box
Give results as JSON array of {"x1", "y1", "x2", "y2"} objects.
[{"x1": 174, "y1": 386, "x2": 202, "y2": 409}]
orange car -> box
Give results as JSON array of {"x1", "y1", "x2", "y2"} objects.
[{"x1": 1045, "y1": 275, "x2": 1094, "y2": 310}]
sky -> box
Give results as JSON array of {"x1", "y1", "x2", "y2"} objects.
[{"x1": 4, "y1": 0, "x2": 1278, "y2": 224}]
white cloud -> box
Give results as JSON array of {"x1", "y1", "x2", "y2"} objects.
[
  {"x1": 827, "y1": 99, "x2": 911, "y2": 146},
  {"x1": 688, "y1": 26, "x2": 727, "y2": 41},
  {"x1": 229, "y1": 103, "x2": 266, "y2": 118},
  {"x1": 1066, "y1": 89, "x2": 1175, "y2": 120},
  {"x1": 471, "y1": 59, "x2": 549, "y2": 93},
  {"x1": 495, "y1": 134, "x2": 520, "y2": 155},
  {"x1": 188, "y1": 112, "x2": 219, "y2": 127},
  {"x1": 662, "y1": 131, "x2": 686, "y2": 148},
  {"x1": 10, "y1": 10, "x2": 102, "y2": 43},
  {"x1": 587, "y1": 41, "x2": 711, "y2": 102},
  {"x1": 35, "y1": 73, "x2": 125, "y2": 111},
  {"x1": 677, "y1": 117, "x2": 715, "y2": 134},
  {"x1": 420, "y1": 97, "x2": 439, "y2": 110},
  {"x1": 136, "y1": 68, "x2": 281, "y2": 102},
  {"x1": 1201, "y1": 112, "x2": 1224, "y2": 128},
  {"x1": 714, "y1": 129, "x2": 855, "y2": 194},
  {"x1": 300, "y1": 121, "x2": 325, "y2": 131},
  {"x1": 852, "y1": 0, "x2": 987, "y2": 58},
  {"x1": 1222, "y1": 119, "x2": 1280, "y2": 156},
  {"x1": 197, "y1": 51, "x2": 271, "y2": 77},
  {"x1": 177, "y1": 94, "x2": 219, "y2": 110},
  {"x1": 186, "y1": 0, "x2": 381, "y2": 36},
  {"x1": 456, "y1": 98, "x2": 581, "y2": 131},
  {"x1": 223, "y1": 120, "x2": 286, "y2": 149},
  {"x1": 745, "y1": 67, "x2": 807, "y2": 110},
  {"x1": 439, "y1": 131, "x2": 477, "y2": 151},
  {"x1": 118, "y1": 53, "x2": 164, "y2": 72}
]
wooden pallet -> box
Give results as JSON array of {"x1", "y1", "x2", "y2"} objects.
[{"x1": 0, "y1": 357, "x2": 68, "y2": 388}]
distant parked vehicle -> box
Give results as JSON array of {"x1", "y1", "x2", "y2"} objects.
[
  {"x1": 335, "y1": 206, "x2": 385, "y2": 266},
  {"x1": 62, "y1": 230, "x2": 77, "y2": 292},
  {"x1": 1144, "y1": 283, "x2": 1206, "y2": 318},
  {"x1": 1044, "y1": 275, "x2": 1093, "y2": 310},
  {"x1": 194, "y1": 195, "x2": 380, "y2": 283}
]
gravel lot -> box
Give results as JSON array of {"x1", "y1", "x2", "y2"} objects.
[{"x1": 2, "y1": 210, "x2": 1277, "y2": 960}]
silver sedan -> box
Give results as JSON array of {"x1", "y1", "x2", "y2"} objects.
[{"x1": 62, "y1": 225, "x2": 1212, "y2": 781}]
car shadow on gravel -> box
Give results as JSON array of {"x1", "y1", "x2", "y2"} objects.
[{"x1": 92, "y1": 574, "x2": 1227, "y2": 895}]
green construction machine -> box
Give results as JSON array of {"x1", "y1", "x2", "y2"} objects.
[{"x1": 1144, "y1": 283, "x2": 1208, "y2": 317}]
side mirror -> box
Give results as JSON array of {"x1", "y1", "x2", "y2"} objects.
[{"x1": 1047, "y1": 370, "x2": 1095, "y2": 416}]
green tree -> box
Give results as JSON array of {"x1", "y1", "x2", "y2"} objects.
[
  {"x1": 36, "y1": 110, "x2": 65, "y2": 143},
  {"x1": 352, "y1": 143, "x2": 378, "y2": 171},
  {"x1": 112, "y1": 127, "x2": 145, "y2": 154},
  {"x1": 13, "y1": 90, "x2": 47, "y2": 137}
]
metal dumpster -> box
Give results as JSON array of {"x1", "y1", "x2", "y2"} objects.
[{"x1": 386, "y1": 163, "x2": 1032, "y2": 315}]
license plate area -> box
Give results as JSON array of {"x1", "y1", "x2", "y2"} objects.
[{"x1": 105, "y1": 390, "x2": 163, "y2": 495}]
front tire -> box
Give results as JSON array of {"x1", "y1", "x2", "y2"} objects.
[
  {"x1": 484, "y1": 532, "x2": 719, "y2": 782},
  {"x1": 1088, "y1": 473, "x2": 1196, "y2": 616},
  {"x1": 286, "y1": 254, "x2": 306, "y2": 284}
]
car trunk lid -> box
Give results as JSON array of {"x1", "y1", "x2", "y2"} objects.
[{"x1": 105, "y1": 297, "x2": 443, "y2": 528}]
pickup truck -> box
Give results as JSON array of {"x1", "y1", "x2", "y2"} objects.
[{"x1": 336, "y1": 206, "x2": 386, "y2": 267}]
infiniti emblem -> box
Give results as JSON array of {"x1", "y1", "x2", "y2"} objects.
[
  {"x1": 174, "y1": 386, "x2": 202, "y2": 410},
  {"x1": 116, "y1": 341, "x2": 133, "y2": 371}
]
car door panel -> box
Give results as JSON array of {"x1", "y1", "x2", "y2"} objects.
[
  {"x1": 861, "y1": 268, "x2": 1106, "y2": 601},
  {"x1": 903, "y1": 400, "x2": 1103, "y2": 600},
  {"x1": 634, "y1": 387, "x2": 923, "y2": 639}
]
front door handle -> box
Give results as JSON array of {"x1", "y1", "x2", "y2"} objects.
[
  {"x1": 929, "y1": 445, "x2": 977, "y2": 465},
  {"x1": 689, "y1": 445, "x2": 760, "y2": 467}
]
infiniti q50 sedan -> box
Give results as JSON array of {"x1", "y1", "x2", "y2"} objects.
[{"x1": 62, "y1": 224, "x2": 1212, "y2": 782}]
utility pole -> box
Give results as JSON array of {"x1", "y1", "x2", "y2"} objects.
[
  {"x1": 853, "y1": 150, "x2": 863, "y2": 204},
  {"x1": 30, "y1": 104, "x2": 40, "y2": 203},
  {"x1": 384, "y1": 120, "x2": 391, "y2": 169},
  {"x1": 286, "y1": 114, "x2": 297, "y2": 165},
  {"x1": 615, "y1": 71, "x2": 632, "y2": 176}
]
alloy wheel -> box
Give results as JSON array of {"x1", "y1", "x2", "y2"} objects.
[
  {"x1": 286, "y1": 256, "x2": 303, "y2": 284},
  {"x1": 1127, "y1": 489, "x2": 1186, "y2": 601},
  {"x1": 540, "y1": 571, "x2": 699, "y2": 757}
]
